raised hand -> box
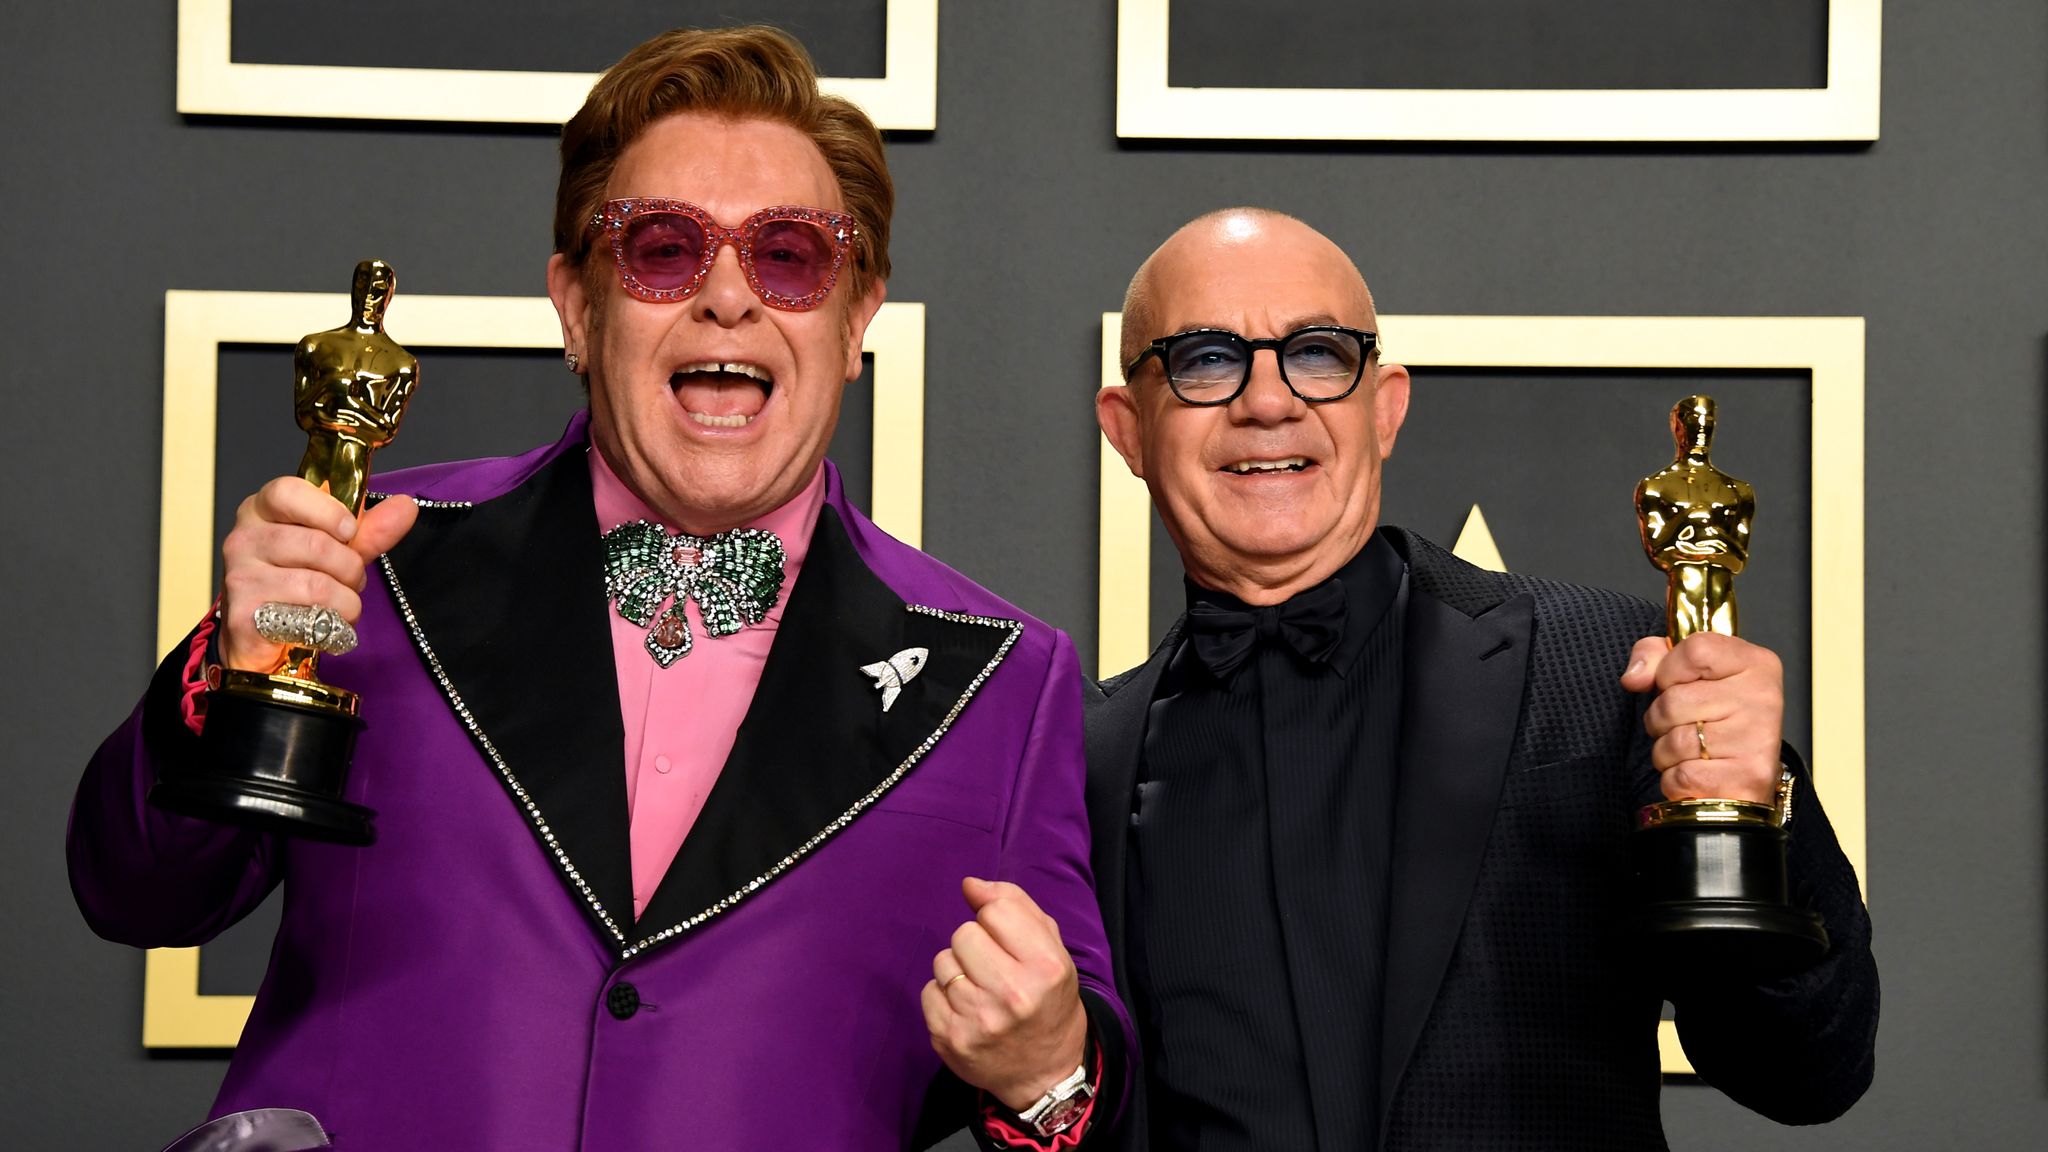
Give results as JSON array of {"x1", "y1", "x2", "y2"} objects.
[
  {"x1": 921, "y1": 876, "x2": 1090, "y2": 1112},
  {"x1": 219, "y1": 478, "x2": 418, "y2": 672}
]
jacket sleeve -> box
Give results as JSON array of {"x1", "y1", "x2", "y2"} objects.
[
  {"x1": 66, "y1": 630, "x2": 283, "y2": 948},
  {"x1": 976, "y1": 629, "x2": 1134, "y2": 1147},
  {"x1": 1667, "y1": 744, "x2": 1879, "y2": 1123}
]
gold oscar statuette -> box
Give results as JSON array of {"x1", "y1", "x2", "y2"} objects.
[
  {"x1": 1630, "y1": 395, "x2": 1826, "y2": 975},
  {"x1": 150, "y1": 260, "x2": 419, "y2": 845}
]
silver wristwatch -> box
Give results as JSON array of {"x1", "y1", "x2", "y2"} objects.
[{"x1": 1017, "y1": 1063, "x2": 1094, "y2": 1138}]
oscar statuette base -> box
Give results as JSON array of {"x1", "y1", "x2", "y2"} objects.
[
  {"x1": 1631, "y1": 800, "x2": 1827, "y2": 979},
  {"x1": 151, "y1": 670, "x2": 375, "y2": 846}
]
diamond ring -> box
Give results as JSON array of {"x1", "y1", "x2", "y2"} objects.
[{"x1": 252, "y1": 601, "x2": 359, "y2": 656}]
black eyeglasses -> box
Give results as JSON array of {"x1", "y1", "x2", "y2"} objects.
[{"x1": 1124, "y1": 325, "x2": 1378, "y2": 406}]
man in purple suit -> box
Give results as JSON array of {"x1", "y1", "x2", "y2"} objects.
[{"x1": 70, "y1": 27, "x2": 1126, "y2": 1150}]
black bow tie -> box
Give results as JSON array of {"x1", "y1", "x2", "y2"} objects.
[{"x1": 1184, "y1": 579, "x2": 1348, "y2": 681}]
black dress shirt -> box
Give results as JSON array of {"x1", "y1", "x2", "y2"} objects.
[{"x1": 1128, "y1": 536, "x2": 1407, "y2": 1151}]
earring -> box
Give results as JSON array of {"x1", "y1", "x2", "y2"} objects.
[{"x1": 565, "y1": 352, "x2": 580, "y2": 374}]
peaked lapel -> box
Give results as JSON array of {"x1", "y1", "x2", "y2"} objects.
[
  {"x1": 379, "y1": 447, "x2": 638, "y2": 950},
  {"x1": 1377, "y1": 557, "x2": 1534, "y2": 1121},
  {"x1": 1083, "y1": 620, "x2": 1182, "y2": 988},
  {"x1": 626, "y1": 505, "x2": 1021, "y2": 960}
]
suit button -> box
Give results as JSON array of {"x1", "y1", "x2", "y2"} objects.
[{"x1": 607, "y1": 981, "x2": 640, "y2": 1020}]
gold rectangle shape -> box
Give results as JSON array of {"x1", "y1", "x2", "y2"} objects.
[
  {"x1": 1097, "y1": 318, "x2": 1154, "y2": 676},
  {"x1": 147, "y1": 290, "x2": 924, "y2": 1048},
  {"x1": 1117, "y1": 0, "x2": 1881, "y2": 141},
  {"x1": 178, "y1": 0, "x2": 938, "y2": 130},
  {"x1": 1097, "y1": 313, "x2": 1867, "y2": 1075}
]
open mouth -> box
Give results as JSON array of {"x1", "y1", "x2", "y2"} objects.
[
  {"x1": 1220, "y1": 456, "x2": 1312, "y2": 475},
  {"x1": 671, "y1": 361, "x2": 774, "y2": 429}
]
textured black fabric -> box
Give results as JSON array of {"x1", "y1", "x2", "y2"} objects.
[
  {"x1": 1088, "y1": 527, "x2": 1878, "y2": 1152},
  {"x1": 1130, "y1": 538, "x2": 1405, "y2": 1151},
  {"x1": 1131, "y1": 644, "x2": 1313, "y2": 1149}
]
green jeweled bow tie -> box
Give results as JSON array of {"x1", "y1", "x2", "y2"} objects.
[{"x1": 601, "y1": 521, "x2": 788, "y2": 667}]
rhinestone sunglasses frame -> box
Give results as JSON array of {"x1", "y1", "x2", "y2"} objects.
[{"x1": 587, "y1": 197, "x2": 859, "y2": 312}]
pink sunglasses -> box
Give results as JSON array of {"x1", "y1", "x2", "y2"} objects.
[{"x1": 586, "y1": 197, "x2": 858, "y2": 311}]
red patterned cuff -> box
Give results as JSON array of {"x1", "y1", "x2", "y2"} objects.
[
  {"x1": 179, "y1": 598, "x2": 223, "y2": 736},
  {"x1": 977, "y1": 1044, "x2": 1102, "y2": 1151}
]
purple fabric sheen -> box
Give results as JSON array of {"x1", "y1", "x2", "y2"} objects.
[{"x1": 70, "y1": 411, "x2": 1131, "y2": 1150}]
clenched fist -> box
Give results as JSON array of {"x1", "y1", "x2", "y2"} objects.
[
  {"x1": 218, "y1": 477, "x2": 418, "y2": 672},
  {"x1": 1619, "y1": 630, "x2": 1784, "y2": 805},
  {"x1": 922, "y1": 876, "x2": 1089, "y2": 1112}
]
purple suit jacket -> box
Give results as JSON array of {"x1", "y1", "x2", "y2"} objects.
[{"x1": 71, "y1": 414, "x2": 1129, "y2": 1150}]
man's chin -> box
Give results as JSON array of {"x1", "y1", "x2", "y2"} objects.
[{"x1": 1209, "y1": 513, "x2": 1332, "y2": 556}]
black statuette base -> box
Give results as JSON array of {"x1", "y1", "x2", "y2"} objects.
[
  {"x1": 1631, "y1": 819, "x2": 1827, "y2": 979},
  {"x1": 152, "y1": 682, "x2": 375, "y2": 845}
]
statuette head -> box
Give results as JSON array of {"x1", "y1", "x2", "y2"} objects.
[
  {"x1": 351, "y1": 259, "x2": 396, "y2": 329},
  {"x1": 1673, "y1": 393, "x2": 1716, "y2": 457}
]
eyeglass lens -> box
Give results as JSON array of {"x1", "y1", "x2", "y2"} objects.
[
  {"x1": 1164, "y1": 329, "x2": 1365, "y2": 400},
  {"x1": 619, "y1": 212, "x2": 838, "y2": 298}
]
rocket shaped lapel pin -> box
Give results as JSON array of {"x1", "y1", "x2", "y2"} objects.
[{"x1": 860, "y1": 647, "x2": 929, "y2": 713}]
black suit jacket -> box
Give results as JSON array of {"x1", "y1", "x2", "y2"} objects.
[{"x1": 1085, "y1": 528, "x2": 1876, "y2": 1151}]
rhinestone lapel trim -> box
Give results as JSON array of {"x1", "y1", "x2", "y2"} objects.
[
  {"x1": 369, "y1": 491, "x2": 475, "y2": 509},
  {"x1": 380, "y1": 550, "x2": 630, "y2": 948},
  {"x1": 618, "y1": 605, "x2": 1024, "y2": 961}
]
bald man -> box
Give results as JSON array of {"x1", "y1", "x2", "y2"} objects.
[{"x1": 1085, "y1": 209, "x2": 1877, "y2": 1150}]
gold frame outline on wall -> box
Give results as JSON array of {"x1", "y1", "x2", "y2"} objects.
[
  {"x1": 146, "y1": 291, "x2": 925, "y2": 1047},
  {"x1": 177, "y1": 0, "x2": 940, "y2": 129},
  {"x1": 1097, "y1": 312, "x2": 1867, "y2": 1074},
  {"x1": 1116, "y1": 0, "x2": 1882, "y2": 142}
]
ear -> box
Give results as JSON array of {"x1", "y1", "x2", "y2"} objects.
[
  {"x1": 546, "y1": 253, "x2": 591, "y2": 367},
  {"x1": 1372, "y1": 361, "x2": 1412, "y2": 459},
  {"x1": 1096, "y1": 383, "x2": 1147, "y2": 479},
  {"x1": 841, "y1": 278, "x2": 888, "y2": 381}
]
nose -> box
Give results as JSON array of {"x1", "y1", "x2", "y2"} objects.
[
  {"x1": 689, "y1": 240, "x2": 759, "y2": 328},
  {"x1": 1228, "y1": 347, "x2": 1305, "y2": 424}
]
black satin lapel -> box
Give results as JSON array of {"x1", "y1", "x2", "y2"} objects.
[
  {"x1": 1378, "y1": 589, "x2": 1534, "y2": 1117},
  {"x1": 1082, "y1": 621, "x2": 1180, "y2": 975},
  {"x1": 379, "y1": 449, "x2": 635, "y2": 950},
  {"x1": 629, "y1": 507, "x2": 1018, "y2": 957}
]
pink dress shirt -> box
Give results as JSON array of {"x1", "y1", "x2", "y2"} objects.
[{"x1": 588, "y1": 447, "x2": 823, "y2": 920}]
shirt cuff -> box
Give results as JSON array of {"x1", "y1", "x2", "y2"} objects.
[{"x1": 178, "y1": 598, "x2": 223, "y2": 736}]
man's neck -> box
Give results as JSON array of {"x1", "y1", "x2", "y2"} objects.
[
  {"x1": 588, "y1": 444, "x2": 827, "y2": 553},
  {"x1": 1186, "y1": 546, "x2": 1365, "y2": 607}
]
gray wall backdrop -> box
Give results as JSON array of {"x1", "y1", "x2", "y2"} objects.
[{"x1": 3, "y1": 0, "x2": 2044, "y2": 1146}]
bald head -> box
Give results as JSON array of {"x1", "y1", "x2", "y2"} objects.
[{"x1": 1120, "y1": 207, "x2": 1377, "y2": 374}]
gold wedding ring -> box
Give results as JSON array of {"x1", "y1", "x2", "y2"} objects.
[
  {"x1": 943, "y1": 973, "x2": 969, "y2": 991},
  {"x1": 1694, "y1": 719, "x2": 1711, "y2": 761}
]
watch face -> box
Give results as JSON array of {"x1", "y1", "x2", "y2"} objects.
[{"x1": 1031, "y1": 1090, "x2": 1093, "y2": 1137}]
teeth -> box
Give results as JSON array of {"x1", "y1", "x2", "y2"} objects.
[
  {"x1": 675, "y1": 361, "x2": 774, "y2": 385},
  {"x1": 688, "y1": 412, "x2": 752, "y2": 429},
  {"x1": 1224, "y1": 457, "x2": 1309, "y2": 474}
]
